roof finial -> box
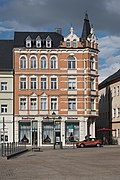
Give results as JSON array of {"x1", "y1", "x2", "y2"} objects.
[
  {"x1": 70, "y1": 24, "x2": 74, "y2": 35},
  {"x1": 85, "y1": 10, "x2": 88, "y2": 20}
]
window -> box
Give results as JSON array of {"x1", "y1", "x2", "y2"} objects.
[
  {"x1": 66, "y1": 39, "x2": 70, "y2": 48},
  {"x1": 90, "y1": 56, "x2": 95, "y2": 70},
  {"x1": 50, "y1": 56, "x2": 57, "y2": 69},
  {"x1": 114, "y1": 87, "x2": 116, "y2": 97},
  {"x1": 91, "y1": 98, "x2": 95, "y2": 110},
  {"x1": 30, "y1": 77, "x2": 37, "y2": 90},
  {"x1": 1, "y1": 105, "x2": 7, "y2": 113},
  {"x1": 20, "y1": 77, "x2": 26, "y2": 89},
  {"x1": 51, "y1": 77, "x2": 57, "y2": 90},
  {"x1": 51, "y1": 98, "x2": 57, "y2": 110},
  {"x1": 91, "y1": 77, "x2": 95, "y2": 90},
  {"x1": 117, "y1": 86, "x2": 119, "y2": 96},
  {"x1": 68, "y1": 55, "x2": 76, "y2": 69},
  {"x1": 41, "y1": 77, "x2": 47, "y2": 90},
  {"x1": 36, "y1": 36, "x2": 41, "y2": 48},
  {"x1": 1, "y1": 82, "x2": 7, "y2": 91},
  {"x1": 26, "y1": 36, "x2": 32, "y2": 48},
  {"x1": 118, "y1": 108, "x2": 120, "y2": 117},
  {"x1": 68, "y1": 98, "x2": 76, "y2": 110},
  {"x1": 41, "y1": 97, "x2": 47, "y2": 110},
  {"x1": 40, "y1": 56, "x2": 47, "y2": 69},
  {"x1": 20, "y1": 56, "x2": 27, "y2": 69},
  {"x1": 46, "y1": 36, "x2": 52, "y2": 48},
  {"x1": 30, "y1": 98, "x2": 37, "y2": 110},
  {"x1": 20, "y1": 98, "x2": 27, "y2": 110},
  {"x1": 113, "y1": 108, "x2": 116, "y2": 117},
  {"x1": 30, "y1": 56, "x2": 37, "y2": 69},
  {"x1": 68, "y1": 78, "x2": 76, "y2": 90},
  {"x1": 73, "y1": 39, "x2": 77, "y2": 48}
]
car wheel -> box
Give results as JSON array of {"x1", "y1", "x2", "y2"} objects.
[
  {"x1": 80, "y1": 144, "x2": 84, "y2": 148},
  {"x1": 96, "y1": 143, "x2": 100, "y2": 147}
]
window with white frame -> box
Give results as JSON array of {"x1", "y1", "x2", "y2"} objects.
[
  {"x1": 114, "y1": 87, "x2": 116, "y2": 97},
  {"x1": 40, "y1": 56, "x2": 47, "y2": 69},
  {"x1": 1, "y1": 105, "x2": 7, "y2": 113},
  {"x1": 90, "y1": 56, "x2": 95, "y2": 70},
  {"x1": 20, "y1": 77, "x2": 26, "y2": 89},
  {"x1": 113, "y1": 108, "x2": 116, "y2": 117},
  {"x1": 1, "y1": 82, "x2": 8, "y2": 91},
  {"x1": 91, "y1": 77, "x2": 95, "y2": 90},
  {"x1": 26, "y1": 36, "x2": 32, "y2": 48},
  {"x1": 41, "y1": 77, "x2": 47, "y2": 90},
  {"x1": 51, "y1": 77, "x2": 57, "y2": 89},
  {"x1": 30, "y1": 77, "x2": 37, "y2": 90},
  {"x1": 118, "y1": 108, "x2": 120, "y2": 117},
  {"x1": 68, "y1": 98, "x2": 76, "y2": 110},
  {"x1": 40, "y1": 97, "x2": 47, "y2": 110},
  {"x1": 73, "y1": 39, "x2": 77, "y2": 48},
  {"x1": 91, "y1": 98, "x2": 95, "y2": 111},
  {"x1": 66, "y1": 39, "x2": 70, "y2": 48},
  {"x1": 36, "y1": 36, "x2": 41, "y2": 48},
  {"x1": 51, "y1": 97, "x2": 57, "y2": 110},
  {"x1": 30, "y1": 98, "x2": 37, "y2": 110},
  {"x1": 68, "y1": 55, "x2": 76, "y2": 69},
  {"x1": 46, "y1": 36, "x2": 52, "y2": 48},
  {"x1": 68, "y1": 78, "x2": 76, "y2": 90},
  {"x1": 20, "y1": 98, "x2": 27, "y2": 110},
  {"x1": 50, "y1": 56, "x2": 57, "y2": 69},
  {"x1": 117, "y1": 86, "x2": 119, "y2": 96},
  {"x1": 20, "y1": 56, "x2": 27, "y2": 69},
  {"x1": 30, "y1": 56, "x2": 37, "y2": 69},
  {"x1": 84, "y1": 59, "x2": 87, "y2": 69}
]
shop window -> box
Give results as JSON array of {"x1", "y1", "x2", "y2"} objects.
[
  {"x1": 65, "y1": 122, "x2": 79, "y2": 144},
  {"x1": 19, "y1": 121, "x2": 31, "y2": 143}
]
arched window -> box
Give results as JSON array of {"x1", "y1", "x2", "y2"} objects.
[
  {"x1": 46, "y1": 36, "x2": 52, "y2": 48},
  {"x1": 66, "y1": 39, "x2": 70, "y2": 48},
  {"x1": 36, "y1": 35, "x2": 41, "y2": 48},
  {"x1": 40, "y1": 56, "x2": 47, "y2": 69},
  {"x1": 20, "y1": 56, "x2": 27, "y2": 69},
  {"x1": 30, "y1": 56, "x2": 37, "y2": 69},
  {"x1": 50, "y1": 56, "x2": 58, "y2": 69},
  {"x1": 90, "y1": 56, "x2": 95, "y2": 70},
  {"x1": 68, "y1": 55, "x2": 76, "y2": 69},
  {"x1": 73, "y1": 39, "x2": 77, "y2": 48}
]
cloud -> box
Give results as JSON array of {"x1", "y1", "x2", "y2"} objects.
[{"x1": 98, "y1": 35, "x2": 120, "y2": 82}]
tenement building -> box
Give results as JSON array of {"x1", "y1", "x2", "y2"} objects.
[
  {"x1": 0, "y1": 40, "x2": 14, "y2": 142},
  {"x1": 97, "y1": 69, "x2": 120, "y2": 144},
  {"x1": 0, "y1": 13, "x2": 99, "y2": 146}
]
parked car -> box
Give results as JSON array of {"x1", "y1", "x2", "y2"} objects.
[{"x1": 76, "y1": 138, "x2": 102, "y2": 148}]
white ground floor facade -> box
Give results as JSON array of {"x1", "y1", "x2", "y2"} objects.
[{"x1": 14, "y1": 115, "x2": 96, "y2": 147}]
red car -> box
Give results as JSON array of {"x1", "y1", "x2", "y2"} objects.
[{"x1": 76, "y1": 138, "x2": 102, "y2": 148}]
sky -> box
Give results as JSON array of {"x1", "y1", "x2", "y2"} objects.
[{"x1": 0, "y1": 0, "x2": 120, "y2": 83}]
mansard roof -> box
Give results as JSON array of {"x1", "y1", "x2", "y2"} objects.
[
  {"x1": 0, "y1": 40, "x2": 14, "y2": 71},
  {"x1": 14, "y1": 32, "x2": 64, "y2": 48},
  {"x1": 99, "y1": 69, "x2": 120, "y2": 90}
]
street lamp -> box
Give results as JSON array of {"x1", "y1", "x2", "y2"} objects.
[{"x1": 52, "y1": 112, "x2": 56, "y2": 149}]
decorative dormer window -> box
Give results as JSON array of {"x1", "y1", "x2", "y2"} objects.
[
  {"x1": 73, "y1": 39, "x2": 77, "y2": 48},
  {"x1": 36, "y1": 35, "x2": 41, "y2": 48},
  {"x1": 46, "y1": 36, "x2": 52, "y2": 48},
  {"x1": 26, "y1": 36, "x2": 32, "y2": 48},
  {"x1": 66, "y1": 39, "x2": 70, "y2": 48}
]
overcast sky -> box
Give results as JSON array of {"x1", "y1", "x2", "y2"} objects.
[{"x1": 0, "y1": 0, "x2": 120, "y2": 82}]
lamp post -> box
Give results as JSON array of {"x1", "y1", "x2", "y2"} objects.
[{"x1": 52, "y1": 112, "x2": 56, "y2": 150}]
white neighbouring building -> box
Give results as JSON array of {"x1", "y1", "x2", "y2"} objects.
[{"x1": 0, "y1": 40, "x2": 14, "y2": 143}]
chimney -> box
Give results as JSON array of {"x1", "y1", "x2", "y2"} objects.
[{"x1": 56, "y1": 28, "x2": 62, "y2": 35}]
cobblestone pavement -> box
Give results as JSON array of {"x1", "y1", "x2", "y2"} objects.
[{"x1": 0, "y1": 146, "x2": 120, "y2": 180}]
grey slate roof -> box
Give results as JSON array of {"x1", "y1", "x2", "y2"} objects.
[
  {"x1": 0, "y1": 40, "x2": 14, "y2": 70},
  {"x1": 14, "y1": 32, "x2": 64, "y2": 48},
  {"x1": 99, "y1": 69, "x2": 120, "y2": 90}
]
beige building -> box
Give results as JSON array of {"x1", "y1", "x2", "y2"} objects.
[{"x1": 97, "y1": 69, "x2": 120, "y2": 144}]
